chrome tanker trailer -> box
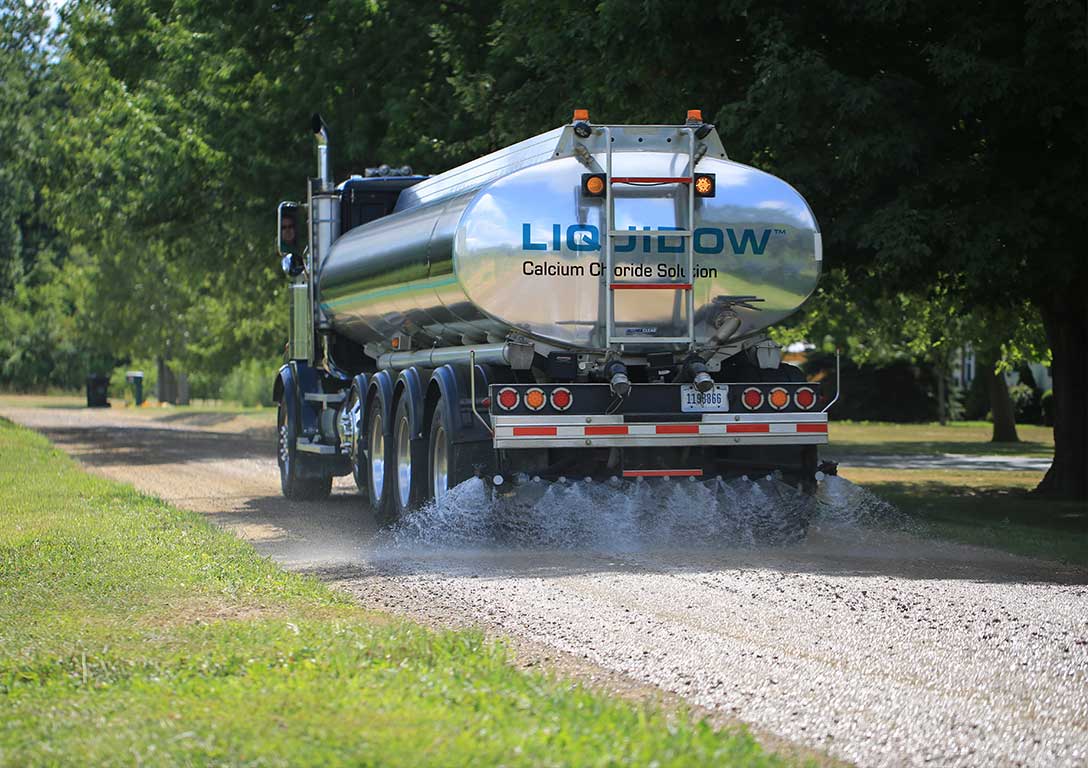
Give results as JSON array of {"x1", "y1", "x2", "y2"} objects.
[{"x1": 273, "y1": 110, "x2": 836, "y2": 518}]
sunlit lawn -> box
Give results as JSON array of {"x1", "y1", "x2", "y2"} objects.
[
  {"x1": 0, "y1": 418, "x2": 802, "y2": 767},
  {"x1": 829, "y1": 420, "x2": 1054, "y2": 457}
]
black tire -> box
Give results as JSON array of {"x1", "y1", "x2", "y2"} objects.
[
  {"x1": 346, "y1": 382, "x2": 368, "y2": 494},
  {"x1": 427, "y1": 394, "x2": 487, "y2": 502},
  {"x1": 391, "y1": 396, "x2": 427, "y2": 516},
  {"x1": 277, "y1": 399, "x2": 332, "y2": 501},
  {"x1": 365, "y1": 395, "x2": 395, "y2": 521}
]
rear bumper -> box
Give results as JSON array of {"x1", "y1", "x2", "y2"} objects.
[{"x1": 492, "y1": 412, "x2": 828, "y2": 449}]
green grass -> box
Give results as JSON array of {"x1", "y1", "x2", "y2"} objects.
[
  {"x1": 0, "y1": 419, "x2": 799, "y2": 767},
  {"x1": 842, "y1": 467, "x2": 1088, "y2": 566},
  {"x1": 829, "y1": 420, "x2": 1054, "y2": 457}
]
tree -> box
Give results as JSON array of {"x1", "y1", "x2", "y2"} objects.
[
  {"x1": 25, "y1": 0, "x2": 1086, "y2": 499},
  {"x1": 469, "y1": 0, "x2": 1085, "y2": 496},
  {"x1": 706, "y1": 0, "x2": 1086, "y2": 497}
]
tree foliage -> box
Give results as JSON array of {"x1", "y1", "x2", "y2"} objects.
[{"x1": 1, "y1": 0, "x2": 1084, "y2": 494}]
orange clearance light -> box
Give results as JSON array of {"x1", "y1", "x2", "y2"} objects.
[
  {"x1": 497, "y1": 387, "x2": 519, "y2": 411},
  {"x1": 550, "y1": 387, "x2": 573, "y2": 411},
  {"x1": 794, "y1": 387, "x2": 816, "y2": 410},
  {"x1": 573, "y1": 108, "x2": 590, "y2": 122},
  {"x1": 582, "y1": 173, "x2": 606, "y2": 197},
  {"x1": 687, "y1": 109, "x2": 703, "y2": 122},
  {"x1": 742, "y1": 387, "x2": 764, "y2": 410},
  {"x1": 525, "y1": 388, "x2": 547, "y2": 411},
  {"x1": 693, "y1": 174, "x2": 716, "y2": 197},
  {"x1": 768, "y1": 387, "x2": 790, "y2": 410}
]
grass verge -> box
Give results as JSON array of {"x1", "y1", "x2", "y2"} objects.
[
  {"x1": 842, "y1": 466, "x2": 1088, "y2": 566},
  {"x1": 0, "y1": 418, "x2": 798, "y2": 767},
  {"x1": 828, "y1": 420, "x2": 1053, "y2": 457}
]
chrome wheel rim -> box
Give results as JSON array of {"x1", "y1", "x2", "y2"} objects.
[
  {"x1": 396, "y1": 414, "x2": 412, "y2": 509},
  {"x1": 278, "y1": 407, "x2": 290, "y2": 474},
  {"x1": 278, "y1": 424, "x2": 289, "y2": 468},
  {"x1": 432, "y1": 423, "x2": 449, "y2": 501},
  {"x1": 369, "y1": 411, "x2": 384, "y2": 501}
]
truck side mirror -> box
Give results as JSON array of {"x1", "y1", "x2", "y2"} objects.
[{"x1": 277, "y1": 201, "x2": 302, "y2": 257}]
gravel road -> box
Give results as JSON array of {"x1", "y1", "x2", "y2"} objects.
[{"x1": 5, "y1": 406, "x2": 1087, "y2": 768}]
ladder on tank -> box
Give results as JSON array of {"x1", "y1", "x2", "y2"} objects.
[{"x1": 602, "y1": 125, "x2": 697, "y2": 347}]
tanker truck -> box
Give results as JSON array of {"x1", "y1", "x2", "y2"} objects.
[{"x1": 273, "y1": 110, "x2": 836, "y2": 519}]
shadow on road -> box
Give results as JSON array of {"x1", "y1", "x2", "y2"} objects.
[
  {"x1": 35, "y1": 425, "x2": 271, "y2": 466},
  {"x1": 17, "y1": 413, "x2": 1088, "y2": 589}
]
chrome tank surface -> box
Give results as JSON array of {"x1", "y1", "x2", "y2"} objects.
[{"x1": 319, "y1": 125, "x2": 820, "y2": 353}]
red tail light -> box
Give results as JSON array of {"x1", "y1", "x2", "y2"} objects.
[
  {"x1": 742, "y1": 387, "x2": 764, "y2": 410},
  {"x1": 551, "y1": 387, "x2": 573, "y2": 411},
  {"x1": 497, "y1": 387, "x2": 519, "y2": 411},
  {"x1": 794, "y1": 387, "x2": 816, "y2": 410}
]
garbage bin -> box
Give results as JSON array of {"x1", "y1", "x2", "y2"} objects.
[
  {"x1": 86, "y1": 374, "x2": 110, "y2": 408},
  {"x1": 125, "y1": 371, "x2": 145, "y2": 406}
]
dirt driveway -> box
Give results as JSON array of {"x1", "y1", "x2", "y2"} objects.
[{"x1": 5, "y1": 405, "x2": 1087, "y2": 768}]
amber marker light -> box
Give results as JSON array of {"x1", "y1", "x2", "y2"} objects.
[
  {"x1": 573, "y1": 108, "x2": 592, "y2": 138},
  {"x1": 768, "y1": 387, "x2": 790, "y2": 410},
  {"x1": 525, "y1": 388, "x2": 547, "y2": 411},
  {"x1": 693, "y1": 174, "x2": 716, "y2": 197},
  {"x1": 582, "y1": 173, "x2": 606, "y2": 197}
]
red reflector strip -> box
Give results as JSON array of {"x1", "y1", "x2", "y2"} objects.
[
  {"x1": 610, "y1": 283, "x2": 693, "y2": 290},
  {"x1": 585, "y1": 425, "x2": 628, "y2": 436},
  {"x1": 623, "y1": 469, "x2": 704, "y2": 477},
  {"x1": 512, "y1": 427, "x2": 557, "y2": 437},
  {"x1": 727, "y1": 423, "x2": 770, "y2": 433},
  {"x1": 797, "y1": 423, "x2": 828, "y2": 433},
  {"x1": 611, "y1": 177, "x2": 692, "y2": 184},
  {"x1": 655, "y1": 424, "x2": 699, "y2": 434}
]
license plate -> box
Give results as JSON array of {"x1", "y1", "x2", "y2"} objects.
[{"x1": 680, "y1": 383, "x2": 729, "y2": 412}]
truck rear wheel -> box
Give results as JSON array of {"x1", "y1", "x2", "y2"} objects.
[
  {"x1": 392, "y1": 396, "x2": 426, "y2": 516},
  {"x1": 428, "y1": 394, "x2": 487, "y2": 501},
  {"x1": 365, "y1": 396, "x2": 395, "y2": 520},
  {"x1": 277, "y1": 400, "x2": 332, "y2": 501}
]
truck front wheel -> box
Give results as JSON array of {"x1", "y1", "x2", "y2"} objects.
[{"x1": 277, "y1": 400, "x2": 332, "y2": 501}]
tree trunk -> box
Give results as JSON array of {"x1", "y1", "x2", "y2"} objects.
[
  {"x1": 936, "y1": 361, "x2": 948, "y2": 425},
  {"x1": 1036, "y1": 296, "x2": 1088, "y2": 500},
  {"x1": 978, "y1": 346, "x2": 1019, "y2": 443}
]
